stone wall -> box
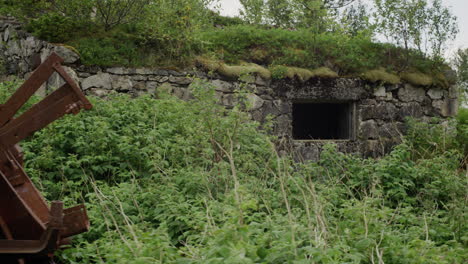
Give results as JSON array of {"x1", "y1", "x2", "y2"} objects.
[{"x1": 0, "y1": 18, "x2": 459, "y2": 160}]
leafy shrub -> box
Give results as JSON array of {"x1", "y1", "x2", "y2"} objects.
[
  {"x1": 27, "y1": 13, "x2": 77, "y2": 43},
  {"x1": 71, "y1": 33, "x2": 141, "y2": 67},
  {"x1": 456, "y1": 108, "x2": 468, "y2": 159},
  {"x1": 1, "y1": 80, "x2": 464, "y2": 263},
  {"x1": 269, "y1": 65, "x2": 289, "y2": 79}
]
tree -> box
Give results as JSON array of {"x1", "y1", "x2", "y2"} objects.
[
  {"x1": 339, "y1": 0, "x2": 373, "y2": 36},
  {"x1": 95, "y1": 0, "x2": 151, "y2": 31},
  {"x1": 454, "y1": 48, "x2": 468, "y2": 103},
  {"x1": 239, "y1": 0, "x2": 265, "y2": 24},
  {"x1": 267, "y1": 0, "x2": 295, "y2": 28},
  {"x1": 373, "y1": 0, "x2": 458, "y2": 57},
  {"x1": 427, "y1": 0, "x2": 459, "y2": 57}
]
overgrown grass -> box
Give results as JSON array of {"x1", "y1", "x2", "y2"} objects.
[
  {"x1": 1, "y1": 2, "x2": 455, "y2": 84},
  {"x1": 1, "y1": 80, "x2": 465, "y2": 263},
  {"x1": 62, "y1": 24, "x2": 452, "y2": 86},
  {"x1": 199, "y1": 25, "x2": 448, "y2": 75}
]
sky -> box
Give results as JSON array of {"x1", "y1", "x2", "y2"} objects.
[{"x1": 215, "y1": 0, "x2": 468, "y2": 59}]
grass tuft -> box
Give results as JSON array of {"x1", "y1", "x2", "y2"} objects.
[
  {"x1": 195, "y1": 57, "x2": 222, "y2": 72},
  {"x1": 362, "y1": 68, "x2": 401, "y2": 84},
  {"x1": 400, "y1": 72, "x2": 433, "y2": 86},
  {"x1": 310, "y1": 67, "x2": 339, "y2": 78},
  {"x1": 217, "y1": 63, "x2": 271, "y2": 79}
]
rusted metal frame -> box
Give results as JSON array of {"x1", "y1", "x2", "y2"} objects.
[
  {"x1": 62, "y1": 205, "x2": 90, "y2": 238},
  {"x1": 3, "y1": 149, "x2": 50, "y2": 224},
  {"x1": 0, "y1": 217, "x2": 13, "y2": 240},
  {"x1": 0, "y1": 84, "x2": 84, "y2": 148},
  {"x1": 0, "y1": 217, "x2": 25, "y2": 264},
  {"x1": 0, "y1": 53, "x2": 92, "y2": 262},
  {"x1": 53, "y1": 63, "x2": 92, "y2": 110},
  {"x1": 0, "y1": 202, "x2": 63, "y2": 258},
  {"x1": 0, "y1": 169, "x2": 46, "y2": 240},
  {"x1": 0, "y1": 53, "x2": 64, "y2": 127}
]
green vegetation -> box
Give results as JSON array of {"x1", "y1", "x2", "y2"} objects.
[
  {"x1": 1, "y1": 80, "x2": 466, "y2": 263},
  {"x1": 0, "y1": 0, "x2": 458, "y2": 84},
  {"x1": 362, "y1": 68, "x2": 400, "y2": 84}
]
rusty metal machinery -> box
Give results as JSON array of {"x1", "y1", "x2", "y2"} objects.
[{"x1": 0, "y1": 53, "x2": 92, "y2": 264}]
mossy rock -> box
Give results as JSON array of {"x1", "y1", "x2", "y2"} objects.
[
  {"x1": 56, "y1": 43, "x2": 80, "y2": 56},
  {"x1": 362, "y1": 68, "x2": 400, "y2": 85}
]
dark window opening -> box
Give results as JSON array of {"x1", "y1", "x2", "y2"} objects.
[{"x1": 292, "y1": 102, "x2": 353, "y2": 140}]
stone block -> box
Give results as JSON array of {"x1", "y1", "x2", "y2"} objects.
[
  {"x1": 246, "y1": 93, "x2": 264, "y2": 110},
  {"x1": 168, "y1": 76, "x2": 192, "y2": 85},
  {"x1": 273, "y1": 114, "x2": 290, "y2": 135},
  {"x1": 131, "y1": 75, "x2": 147, "y2": 81},
  {"x1": 397, "y1": 102, "x2": 423, "y2": 121},
  {"x1": 359, "y1": 120, "x2": 378, "y2": 139},
  {"x1": 81, "y1": 72, "x2": 112, "y2": 90},
  {"x1": 294, "y1": 144, "x2": 319, "y2": 162},
  {"x1": 133, "y1": 82, "x2": 147, "y2": 90},
  {"x1": 360, "y1": 103, "x2": 397, "y2": 121},
  {"x1": 432, "y1": 99, "x2": 452, "y2": 117},
  {"x1": 398, "y1": 84, "x2": 426, "y2": 102},
  {"x1": 3, "y1": 27, "x2": 10, "y2": 42},
  {"x1": 373, "y1": 86, "x2": 386, "y2": 97},
  {"x1": 427, "y1": 88, "x2": 444, "y2": 100},
  {"x1": 111, "y1": 75, "x2": 133, "y2": 91},
  {"x1": 378, "y1": 122, "x2": 405, "y2": 138},
  {"x1": 107, "y1": 67, "x2": 126, "y2": 75},
  {"x1": 53, "y1": 45, "x2": 79, "y2": 64},
  {"x1": 88, "y1": 88, "x2": 114, "y2": 97},
  {"x1": 158, "y1": 76, "x2": 169, "y2": 83},
  {"x1": 211, "y1": 79, "x2": 233, "y2": 92},
  {"x1": 135, "y1": 68, "x2": 155, "y2": 75}
]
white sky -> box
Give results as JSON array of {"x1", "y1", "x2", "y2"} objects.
[{"x1": 215, "y1": 0, "x2": 468, "y2": 59}]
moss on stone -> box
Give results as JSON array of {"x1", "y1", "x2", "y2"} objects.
[
  {"x1": 285, "y1": 67, "x2": 314, "y2": 81},
  {"x1": 56, "y1": 44, "x2": 80, "y2": 56},
  {"x1": 362, "y1": 68, "x2": 400, "y2": 84},
  {"x1": 310, "y1": 67, "x2": 338, "y2": 78},
  {"x1": 267, "y1": 66, "x2": 338, "y2": 81},
  {"x1": 218, "y1": 63, "x2": 271, "y2": 79},
  {"x1": 195, "y1": 56, "x2": 222, "y2": 72},
  {"x1": 400, "y1": 72, "x2": 433, "y2": 87},
  {"x1": 431, "y1": 72, "x2": 450, "y2": 89}
]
